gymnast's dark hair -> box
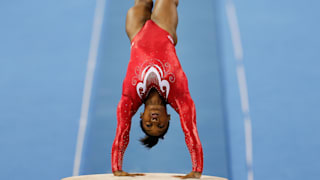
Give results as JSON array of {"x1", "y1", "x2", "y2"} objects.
[{"x1": 139, "y1": 120, "x2": 170, "y2": 149}]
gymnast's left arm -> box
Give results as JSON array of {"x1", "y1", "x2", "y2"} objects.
[{"x1": 171, "y1": 93, "x2": 203, "y2": 179}]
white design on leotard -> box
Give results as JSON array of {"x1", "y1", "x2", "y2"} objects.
[{"x1": 136, "y1": 66, "x2": 170, "y2": 99}]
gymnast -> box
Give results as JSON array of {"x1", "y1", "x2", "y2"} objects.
[{"x1": 111, "y1": 0, "x2": 203, "y2": 178}]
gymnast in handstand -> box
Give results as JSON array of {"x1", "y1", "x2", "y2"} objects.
[{"x1": 111, "y1": 0, "x2": 203, "y2": 178}]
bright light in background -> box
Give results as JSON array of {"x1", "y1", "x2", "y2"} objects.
[
  {"x1": 226, "y1": 1, "x2": 254, "y2": 180},
  {"x1": 73, "y1": 0, "x2": 106, "y2": 176}
]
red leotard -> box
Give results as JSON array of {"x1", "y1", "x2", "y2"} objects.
[{"x1": 111, "y1": 20, "x2": 203, "y2": 173}]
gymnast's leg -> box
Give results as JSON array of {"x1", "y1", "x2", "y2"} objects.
[
  {"x1": 151, "y1": 0, "x2": 179, "y2": 45},
  {"x1": 126, "y1": 0, "x2": 153, "y2": 42}
]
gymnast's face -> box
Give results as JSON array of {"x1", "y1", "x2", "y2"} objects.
[
  {"x1": 141, "y1": 104, "x2": 170, "y2": 137},
  {"x1": 141, "y1": 89, "x2": 170, "y2": 136}
]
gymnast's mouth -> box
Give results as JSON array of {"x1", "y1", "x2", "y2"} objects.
[{"x1": 151, "y1": 113, "x2": 159, "y2": 118}]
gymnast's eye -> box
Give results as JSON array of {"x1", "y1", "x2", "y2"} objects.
[
  {"x1": 146, "y1": 124, "x2": 152, "y2": 128},
  {"x1": 158, "y1": 124, "x2": 164, "y2": 129}
]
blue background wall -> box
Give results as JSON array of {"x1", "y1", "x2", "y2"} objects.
[
  {"x1": 219, "y1": 0, "x2": 320, "y2": 180},
  {"x1": 1, "y1": 0, "x2": 320, "y2": 180},
  {"x1": 0, "y1": 1, "x2": 95, "y2": 180}
]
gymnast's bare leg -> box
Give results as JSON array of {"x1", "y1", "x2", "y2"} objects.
[
  {"x1": 126, "y1": 0, "x2": 153, "y2": 42},
  {"x1": 126, "y1": 0, "x2": 178, "y2": 45}
]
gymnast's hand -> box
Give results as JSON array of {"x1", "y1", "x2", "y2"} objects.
[
  {"x1": 173, "y1": 171, "x2": 202, "y2": 179},
  {"x1": 113, "y1": 170, "x2": 145, "y2": 177},
  {"x1": 113, "y1": 171, "x2": 144, "y2": 177}
]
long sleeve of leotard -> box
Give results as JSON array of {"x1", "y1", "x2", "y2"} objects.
[
  {"x1": 171, "y1": 93, "x2": 203, "y2": 173},
  {"x1": 111, "y1": 95, "x2": 139, "y2": 172}
]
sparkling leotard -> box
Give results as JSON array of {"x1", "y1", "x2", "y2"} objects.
[{"x1": 111, "y1": 20, "x2": 203, "y2": 173}]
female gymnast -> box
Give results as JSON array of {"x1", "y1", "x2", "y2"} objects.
[{"x1": 111, "y1": 0, "x2": 203, "y2": 178}]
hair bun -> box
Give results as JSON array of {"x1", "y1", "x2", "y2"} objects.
[{"x1": 140, "y1": 135, "x2": 159, "y2": 148}]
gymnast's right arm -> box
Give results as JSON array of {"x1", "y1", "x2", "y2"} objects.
[{"x1": 111, "y1": 95, "x2": 143, "y2": 176}]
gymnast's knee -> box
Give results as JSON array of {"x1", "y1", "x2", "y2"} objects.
[
  {"x1": 157, "y1": 0, "x2": 179, "y2": 6},
  {"x1": 173, "y1": 0, "x2": 179, "y2": 6},
  {"x1": 134, "y1": 0, "x2": 153, "y2": 9}
]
